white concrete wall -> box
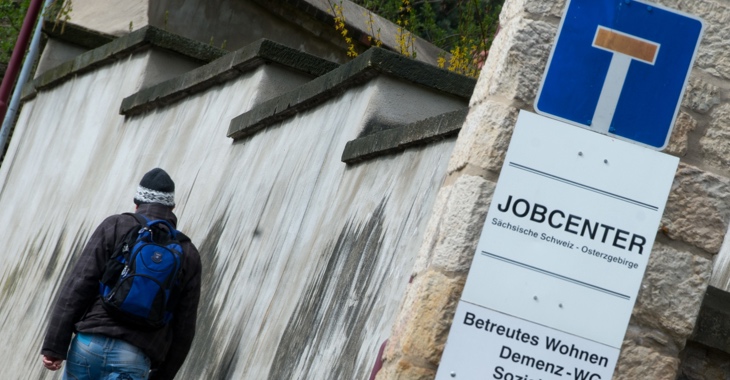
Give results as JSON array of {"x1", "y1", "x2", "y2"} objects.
[
  {"x1": 64, "y1": 0, "x2": 148, "y2": 35},
  {"x1": 0, "y1": 45, "x2": 464, "y2": 379}
]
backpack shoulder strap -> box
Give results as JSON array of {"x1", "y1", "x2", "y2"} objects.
[{"x1": 111, "y1": 213, "x2": 147, "y2": 259}]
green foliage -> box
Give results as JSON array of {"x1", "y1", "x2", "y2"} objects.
[
  {"x1": 353, "y1": 0, "x2": 503, "y2": 77},
  {"x1": 46, "y1": 0, "x2": 73, "y2": 33},
  {"x1": 330, "y1": 1, "x2": 358, "y2": 57},
  {"x1": 0, "y1": 0, "x2": 73, "y2": 68},
  {"x1": 0, "y1": 0, "x2": 31, "y2": 65}
]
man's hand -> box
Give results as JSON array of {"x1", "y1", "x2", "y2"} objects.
[{"x1": 42, "y1": 355, "x2": 63, "y2": 371}]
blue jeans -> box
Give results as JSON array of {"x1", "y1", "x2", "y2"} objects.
[{"x1": 64, "y1": 333, "x2": 151, "y2": 380}]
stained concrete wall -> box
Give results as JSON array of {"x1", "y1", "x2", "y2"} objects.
[
  {"x1": 0, "y1": 26, "x2": 475, "y2": 379},
  {"x1": 378, "y1": 0, "x2": 730, "y2": 379}
]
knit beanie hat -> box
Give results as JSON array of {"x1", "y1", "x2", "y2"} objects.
[{"x1": 134, "y1": 168, "x2": 175, "y2": 207}]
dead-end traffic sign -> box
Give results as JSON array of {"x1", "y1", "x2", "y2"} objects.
[{"x1": 535, "y1": 0, "x2": 704, "y2": 150}]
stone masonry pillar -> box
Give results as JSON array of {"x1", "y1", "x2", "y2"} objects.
[{"x1": 378, "y1": 0, "x2": 730, "y2": 378}]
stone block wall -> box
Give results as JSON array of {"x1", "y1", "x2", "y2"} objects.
[{"x1": 379, "y1": 0, "x2": 730, "y2": 378}]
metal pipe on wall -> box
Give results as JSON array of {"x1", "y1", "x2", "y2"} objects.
[
  {"x1": 0, "y1": 0, "x2": 44, "y2": 138},
  {"x1": 0, "y1": 0, "x2": 53, "y2": 155}
]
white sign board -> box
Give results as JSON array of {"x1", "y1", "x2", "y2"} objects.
[
  {"x1": 438, "y1": 302, "x2": 618, "y2": 380},
  {"x1": 437, "y1": 111, "x2": 678, "y2": 379}
]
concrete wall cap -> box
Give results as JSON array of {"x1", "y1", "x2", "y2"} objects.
[
  {"x1": 120, "y1": 38, "x2": 340, "y2": 116},
  {"x1": 227, "y1": 47, "x2": 476, "y2": 140}
]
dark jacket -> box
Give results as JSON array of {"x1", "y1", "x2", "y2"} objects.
[{"x1": 41, "y1": 203, "x2": 202, "y2": 380}]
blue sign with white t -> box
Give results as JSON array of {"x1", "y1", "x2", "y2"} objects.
[{"x1": 535, "y1": 0, "x2": 704, "y2": 150}]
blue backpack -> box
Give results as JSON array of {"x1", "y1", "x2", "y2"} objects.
[{"x1": 100, "y1": 213, "x2": 187, "y2": 329}]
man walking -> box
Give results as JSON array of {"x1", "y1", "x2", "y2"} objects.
[{"x1": 41, "y1": 168, "x2": 202, "y2": 380}]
